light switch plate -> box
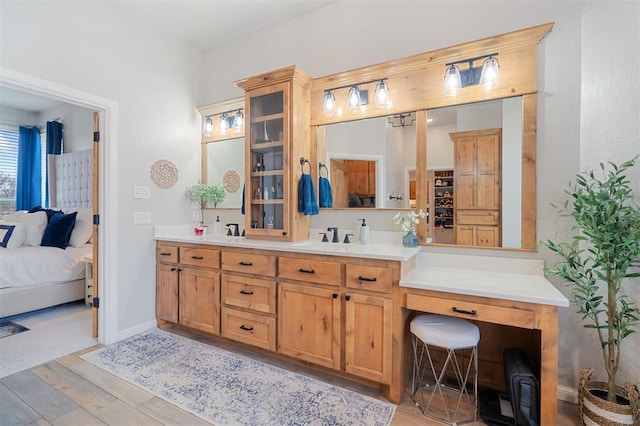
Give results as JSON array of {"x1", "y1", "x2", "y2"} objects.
[
  {"x1": 133, "y1": 212, "x2": 151, "y2": 224},
  {"x1": 133, "y1": 186, "x2": 151, "y2": 199}
]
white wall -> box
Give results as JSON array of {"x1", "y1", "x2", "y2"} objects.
[
  {"x1": 1, "y1": 2, "x2": 204, "y2": 339},
  {"x1": 37, "y1": 104, "x2": 94, "y2": 152},
  {"x1": 202, "y1": 1, "x2": 639, "y2": 394}
]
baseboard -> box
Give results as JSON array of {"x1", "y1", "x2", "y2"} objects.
[
  {"x1": 558, "y1": 385, "x2": 578, "y2": 404},
  {"x1": 113, "y1": 320, "x2": 157, "y2": 342}
]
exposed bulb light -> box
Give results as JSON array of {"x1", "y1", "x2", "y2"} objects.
[
  {"x1": 347, "y1": 86, "x2": 361, "y2": 111},
  {"x1": 480, "y1": 56, "x2": 500, "y2": 90},
  {"x1": 219, "y1": 113, "x2": 229, "y2": 134},
  {"x1": 323, "y1": 90, "x2": 336, "y2": 116},
  {"x1": 443, "y1": 65, "x2": 462, "y2": 97},
  {"x1": 202, "y1": 117, "x2": 213, "y2": 137},
  {"x1": 232, "y1": 109, "x2": 244, "y2": 131},
  {"x1": 374, "y1": 80, "x2": 390, "y2": 108}
]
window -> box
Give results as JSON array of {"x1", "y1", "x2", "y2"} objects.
[{"x1": 0, "y1": 127, "x2": 47, "y2": 217}]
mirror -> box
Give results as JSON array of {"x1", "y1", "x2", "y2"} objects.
[
  {"x1": 204, "y1": 137, "x2": 245, "y2": 208},
  {"x1": 425, "y1": 96, "x2": 524, "y2": 249},
  {"x1": 319, "y1": 115, "x2": 416, "y2": 209}
]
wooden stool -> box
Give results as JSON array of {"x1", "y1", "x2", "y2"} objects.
[{"x1": 410, "y1": 314, "x2": 480, "y2": 425}]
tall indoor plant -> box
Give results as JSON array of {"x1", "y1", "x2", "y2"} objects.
[{"x1": 543, "y1": 156, "x2": 640, "y2": 422}]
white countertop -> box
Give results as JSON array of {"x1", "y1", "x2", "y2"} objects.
[
  {"x1": 400, "y1": 252, "x2": 570, "y2": 307},
  {"x1": 154, "y1": 225, "x2": 420, "y2": 262}
]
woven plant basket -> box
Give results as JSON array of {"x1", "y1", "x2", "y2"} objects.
[{"x1": 579, "y1": 369, "x2": 640, "y2": 426}]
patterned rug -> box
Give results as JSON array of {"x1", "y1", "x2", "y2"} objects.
[
  {"x1": 0, "y1": 320, "x2": 29, "y2": 339},
  {"x1": 82, "y1": 329, "x2": 396, "y2": 425}
]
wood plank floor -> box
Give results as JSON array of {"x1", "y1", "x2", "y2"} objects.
[{"x1": 1, "y1": 327, "x2": 579, "y2": 425}]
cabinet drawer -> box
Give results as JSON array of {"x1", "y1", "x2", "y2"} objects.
[
  {"x1": 278, "y1": 257, "x2": 341, "y2": 286},
  {"x1": 456, "y1": 210, "x2": 499, "y2": 225},
  {"x1": 156, "y1": 244, "x2": 178, "y2": 263},
  {"x1": 345, "y1": 264, "x2": 393, "y2": 293},
  {"x1": 221, "y1": 307, "x2": 276, "y2": 351},
  {"x1": 405, "y1": 293, "x2": 535, "y2": 329},
  {"x1": 222, "y1": 274, "x2": 276, "y2": 314},
  {"x1": 180, "y1": 247, "x2": 220, "y2": 268},
  {"x1": 222, "y1": 252, "x2": 276, "y2": 276}
]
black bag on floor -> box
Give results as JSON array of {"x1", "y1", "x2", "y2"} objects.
[{"x1": 503, "y1": 348, "x2": 539, "y2": 426}]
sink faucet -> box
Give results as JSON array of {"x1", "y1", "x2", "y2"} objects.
[
  {"x1": 226, "y1": 223, "x2": 240, "y2": 237},
  {"x1": 327, "y1": 227, "x2": 339, "y2": 243}
]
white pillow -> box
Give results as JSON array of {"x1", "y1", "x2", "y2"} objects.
[
  {"x1": 65, "y1": 208, "x2": 93, "y2": 247},
  {"x1": 0, "y1": 223, "x2": 26, "y2": 249},
  {"x1": 6, "y1": 211, "x2": 48, "y2": 246}
]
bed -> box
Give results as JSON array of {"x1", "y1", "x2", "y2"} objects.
[{"x1": 0, "y1": 149, "x2": 93, "y2": 318}]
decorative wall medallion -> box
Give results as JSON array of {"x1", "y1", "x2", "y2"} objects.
[
  {"x1": 151, "y1": 159, "x2": 179, "y2": 189},
  {"x1": 223, "y1": 170, "x2": 241, "y2": 193}
]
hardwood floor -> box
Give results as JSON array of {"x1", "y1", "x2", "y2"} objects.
[{"x1": 1, "y1": 328, "x2": 580, "y2": 425}]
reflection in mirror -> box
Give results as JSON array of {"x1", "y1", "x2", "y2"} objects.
[
  {"x1": 205, "y1": 137, "x2": 244, "y2": 208},
  {"x1": 320, "y1": 115, "x2": 416, "y2": 209},
  {"x1": 426, "y1": 96, "x2": 523, "y2": 248}
]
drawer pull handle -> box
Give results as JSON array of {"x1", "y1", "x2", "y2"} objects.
[
  {"x1": 452, "y1": 307, "x2": 477, "y2": 316},
  {"x1": 239, "y1": 290, "x2": 254, "y2": 295},
  {"x1": 358, "y1": 276, "x2": 377, "y2": 282},
  {"x1": 191, "y1": 255, "x2": 204, "y2": 260},
  {"x1": 298, "y1": 268, "x2": 315, "y2": 274},
  {"x1": 238, "y1": 261, "x2": 253, "y2": 266},
  {"x1": 160, "y1": 252, "x2": 172, "y2": 256},
  {"x1": 239, "y1": 325, "x2": 254, "y2": 331}
]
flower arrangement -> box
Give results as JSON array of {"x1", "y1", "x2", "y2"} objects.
[
  {"x1": 394, "y1": 210, "x2": 427, "y2": 233},
  {"x1": 185, "y1": 182, "x2": 227, "y2": 225}
]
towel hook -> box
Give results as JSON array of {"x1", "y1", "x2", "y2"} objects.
[
  {"x1": 300, "y1": 157, "x2": 311, "y2": 174},
  {"x1": 319, "y1": 162, "x2": 328, "y2": 178}
]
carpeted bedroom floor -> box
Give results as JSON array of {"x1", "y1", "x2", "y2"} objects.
[{"x1": 0, "y1": 301, "x2": 96, "y2": 378}]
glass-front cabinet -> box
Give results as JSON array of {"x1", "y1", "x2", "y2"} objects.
[{"x1": 237, "y1": 66, "x2": 312, "y2": 242}]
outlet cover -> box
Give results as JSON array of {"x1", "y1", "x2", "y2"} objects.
[{"x1": 133, "y1": 212, "x2": 151, "y2": 224}]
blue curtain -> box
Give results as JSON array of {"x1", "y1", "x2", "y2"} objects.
[
  {"x1": 16, "y1": 126, "x2": 42, "y2": 211},
  {"x1": 45, "y1": 121, "x2": 63, "y2": 207}
]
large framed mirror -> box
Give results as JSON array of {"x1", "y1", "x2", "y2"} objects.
[
  {"x1": 317, "y1": 114, "x2": 417, "y2": 210},
  {"x1": 198, "y1": 97, "x2": 245, "y2": 209}
]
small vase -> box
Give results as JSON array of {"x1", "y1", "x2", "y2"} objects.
[{"x1": 402, "y1": 228, "x2": 418, "y2": 248}]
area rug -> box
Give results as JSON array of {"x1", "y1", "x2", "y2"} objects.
[
  {"x1": 81, "y1": 329, "x2": 396, "y2": 425},
  {"x1": 0, "y1": 320, "x2": 29, "y2": 339}
]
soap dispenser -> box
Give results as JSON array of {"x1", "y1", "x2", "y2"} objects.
[
  {"x1": 213, "y1": 216, "x2": 222, "y2": 237},
  {"x1": 358, "y1": 218, "x2": 370, "y2": 245}
]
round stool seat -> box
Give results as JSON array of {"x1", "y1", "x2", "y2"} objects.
[{"x1": 411, "y1": 314, "x2": 480, "y2": 349}]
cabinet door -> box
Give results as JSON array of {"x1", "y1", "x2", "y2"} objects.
[
  {"x1": 278, "y1": 282, "x2": 341, "y2": 370},
  {"x1": 345, "y1": 293, "x2": 392, "y2": 384},
  {"x1": 245, "y1": 83, "x2": 289, "y2": 239},
  {"x1": 477, "y1": 226, "x2": 499, "y2": 247},
  {"x1": 156, "y1": 263, "x2": 178, "y2": 323},
  {"x1": 179, "y1": 267, "x2": 220, "y2": 334},
  {"x1": 477, "y1": 132, "x2": 501, "y2": 210},
  {"x1": 456, "y1": 225, "x2": 475, "y2": 246}
]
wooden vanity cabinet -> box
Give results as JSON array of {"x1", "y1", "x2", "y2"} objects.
[
  {"x1": 237, "y1": 66, "x2": 312, "y2": 242},
  {"x1": 451, "y1": 128, "x2": 502, "y2": 247},
  {"x1": 155, "y1": 242, "x2": 221, "y2": 334}
]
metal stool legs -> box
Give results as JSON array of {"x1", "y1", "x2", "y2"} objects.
[{"x1": 411, "y1": 333, "x2": 478, "y2": 425}]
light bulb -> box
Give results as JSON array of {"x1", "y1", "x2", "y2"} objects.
[
  {"x1": 443, "y1": 65, "x2": 462, "y2": 96},
  {"x1": 347, "y1": 86, "x2": 361, "y2": 111},
  {"x1": 202, "y1": 117, "x2": 213, "y2": 137},
  {"x1": 323, "y1": 91, "x2": 336, "y2": 116},
  {"x1": 232, "y1": 110, "x2": 244, "y2": 131},
  {"x1": 480, "y1": 56, "x2": 500, "y2": 90},
  {"x1": 219, "y1": 113, "x2": 229, "y2": 134},
  {"x1": 374, "y1": 80, "x2": 390, "y2": 108}
]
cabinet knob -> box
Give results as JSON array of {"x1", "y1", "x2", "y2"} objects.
[
  {"x1": 332, "y1": 293, "x2": 338, "y2": 299},
  {"x1": 345, "y1": 295, "x2": 351, "y2": 301},
  {"x1": 170, "y1": 267, "x2": 177, "y2": 272}
]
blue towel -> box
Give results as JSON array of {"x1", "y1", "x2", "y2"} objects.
[
  {"x1": 298, "y1": 173, "x2": 319, "y2": 215},
  {"x1": 319, "y1": 176, "x2": 333, "y2": 208},
  {"x1": 241, "y1": 183, "x2": 245, "y2": 215}
]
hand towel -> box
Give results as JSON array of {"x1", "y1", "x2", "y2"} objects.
[
  {"x1": 241, "y1": 183, "x2": 245, "y2": 215},
  {"x1": 319, "y1": 176, "x2": 333, "y2": 208},
  {"x1": 298, "y1": 173, "x2": 319, "y2": 215}
]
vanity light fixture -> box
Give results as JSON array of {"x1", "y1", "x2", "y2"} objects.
[
  {"x1": 388, "y1": 112, "x2": 416, "y2": 128},
  {"x1": 443, "y1": 53, "x2": 500, "y2": 96},
  {"x1": 202, "y1": 116, "x2": 213, "y2": 137},
  {"x1": 322, "y1": 79, "x2": 389, "y2": 116}
]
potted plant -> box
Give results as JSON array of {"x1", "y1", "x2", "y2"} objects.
[
  {"x1": 185, "y1": 181, "x2": 226, "y2": 222},
  {"x1": 542, "y1": 156, "x2": 640, "y2": 424}
]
